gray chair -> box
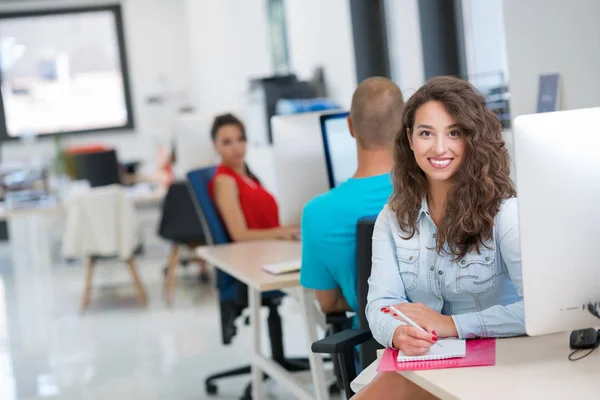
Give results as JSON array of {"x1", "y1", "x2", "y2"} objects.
[{"x1": 312, "y1": 216, "x2": 381, "y2": 398}]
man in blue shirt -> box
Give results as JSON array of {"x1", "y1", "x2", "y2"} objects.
[{"x1": 300, "y1": 77, "x2": 404, "y2": 315}]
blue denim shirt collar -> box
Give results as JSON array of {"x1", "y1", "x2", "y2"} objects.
[{"x1": 418, "y1": 198, "x2": 432, "y2": 223}]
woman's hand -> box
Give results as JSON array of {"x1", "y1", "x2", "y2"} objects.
[
  {"x1": 275, "y1": 226, "x2": 301, "y2": 241},
  {"x1": 391, "y1": 325, "x2": 436, "y2": 356},
  {"x1": 392, "y1": 303, "x2": 459, "y2": 338}
]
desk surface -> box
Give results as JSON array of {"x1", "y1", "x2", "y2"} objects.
[
  {"x1": 0, "y1": 186, "x2": 165, "y2": 220},
  {"x1": 196, "y1": 241, "x2": 301, "y2": 292},
  {"x1": 357, "y1": 332, "x2": 600, "y2": 399}
]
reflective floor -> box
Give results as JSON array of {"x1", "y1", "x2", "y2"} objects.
[{"x1": 0, "y1": 212, "x2": 329, "y2": 399}]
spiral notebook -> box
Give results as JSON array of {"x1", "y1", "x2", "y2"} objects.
[
  {"x1": 397, "y1": 339, "x2": 466, "y2": 362},
  {"x1": 378, "y1": 339, "x2": 496, "y2": 372}
]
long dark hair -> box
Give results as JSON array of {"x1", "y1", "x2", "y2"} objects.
[
  {"x1": 390, "y1": 76, "x2": 515, "y2": 259},
  {"x1": 210, "y1": 113, "x2": 260, "y2": 184}
]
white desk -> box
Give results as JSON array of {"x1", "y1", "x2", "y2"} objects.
[
  {"x1": 1, "y1": 186, "x2": 166, "y2": 270},
  {"x1": 353, "y1": 332, "x2": 600, "y2": 399},
  {"x1": 0, "y1": 185, "x2": 166, "y2": 220},
  {"x1": 197, "y1": 241, "x2": 329, "y2": 400}
]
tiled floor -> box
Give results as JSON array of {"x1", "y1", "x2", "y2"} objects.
[{"x1": 0, "y1": 210, "x2": 334, "y2": 400}]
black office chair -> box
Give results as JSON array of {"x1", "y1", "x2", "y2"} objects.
[
  {"x1": 71, "y1": 149, "x2": 121, "y2": 187},
  {"x1": 187, "y1": 166, "x2": 310, "y2": 399},
  {"x1": 158, "y1": 181, "x2": 208, "y2": 304},
  {"x1": 312, "y1": 216, "x2": 381, "y2": 399}
]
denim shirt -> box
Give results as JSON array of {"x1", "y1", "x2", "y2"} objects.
[{"x1": 366, "y1": 198, "x2": 524, "y2": 347}]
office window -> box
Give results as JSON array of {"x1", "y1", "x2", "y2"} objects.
[
  {"x1": 0, "y1": 5, "x2": 134, "y2": 140},
  {"x1": 266, "y1": 0, "x2": 290, "y2": 74},
  {"x1": 460, "y1": 0, "x2": 511, "y2": 127}
]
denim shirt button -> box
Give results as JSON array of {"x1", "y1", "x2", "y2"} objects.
[
  {"x1": 461, "y1": 260, "x2": 466, "y2": 265},
  {"x1": 438, "y1": 270, "x2": 443, "y2": 275},
  {"x1": 430, "y1": 266, "x2": 435, "y2": 271},
  {"x1": 485, "y1": 257, "x2": 490, "y2": 261},
  {"x1": 409, "y1": 256, "x2": 414, "y2": 260}
]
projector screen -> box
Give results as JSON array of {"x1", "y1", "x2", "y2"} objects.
[{"x1": 0, "y1": 5, "x2": 134, "y2": 140}]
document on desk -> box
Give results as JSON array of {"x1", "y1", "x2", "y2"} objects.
[
  {"x1": 262, "y1": 259, "x2": 301, "y2": 275},
  {"x1": 397, "y1": 339, "x2": 466, "y2": 362}
]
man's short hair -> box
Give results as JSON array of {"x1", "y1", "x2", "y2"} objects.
[{"x1": 350, "y1": 77, "x2": 404, "y2": 150}]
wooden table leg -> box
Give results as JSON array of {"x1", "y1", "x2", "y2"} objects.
[
  {"x1": 164, "y1": 244, "x2": 180, "y2": 305},
  {"x1": 299, "y1": 287, "x2": 329, "y2": 399},
  {"x1": 126, "y1": 259, "x2": 148, "y2": 306},
  {"x1": 249, "y1": 287, "x2": 265, "y2": 399},
  {"x1": 81, "y1": 257, "x2": 95, "y2": 312}
]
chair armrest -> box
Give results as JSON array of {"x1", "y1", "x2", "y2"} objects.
[
  {"x1": 312, "y1": 328, "x2": 373, "y2": 354},
  {"x1": 325, "y1": 312, "x2": 351, "y2": 326}
]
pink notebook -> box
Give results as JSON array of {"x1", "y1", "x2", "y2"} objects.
[{"x1": 377, "y1": 339, "x2": 496, "y2": 372}]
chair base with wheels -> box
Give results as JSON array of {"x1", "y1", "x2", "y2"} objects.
[{"x1": 204, "y1": 297, "x2": 310, "y2": 398}]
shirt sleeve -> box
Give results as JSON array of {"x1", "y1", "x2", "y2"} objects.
[
  {"x1": 300, "y1": 201, "x2": 337, "y2": 290},
  {"x1": 366, "y1": 206, "x2": 407, "y2": 348},
  {"x1": 452, "y1": 198, "x2": 525, "y2": 339}
]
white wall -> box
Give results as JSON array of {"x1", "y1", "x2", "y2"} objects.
[
  {"x1": 0, "y1": 0, "x2": 191, "y2": 167},
  {"x1": 0, "y1": 0, "x2": 360, "y2": 169},
  {"x1": 185, "y1": 0, "x2": 273, "y2": 117},
  {"x1": 384, "y1": 0, "x2": 425, "y2": 98},
  {"x1": 503, "y1": 0, "x2": 600, "y2": 119},
  {"x1": 284, "y1": 0, "x2": 356, "y2": 108}
]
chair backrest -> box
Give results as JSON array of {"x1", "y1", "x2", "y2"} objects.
[
  {"x1": 356, "y1": 216, "x2": 382, "y2": 369},
  {"x1": 187, "y1": 167, "x2": 241, "y2": 304},
  {"x1": 158, "y1": 180, "x2": 205, "y2": 244},
  {"x1": 186, "y1": 167, "x2": 230, "y2": 245},
  {"x1": 62, "y1": 185, "x2": 137, "y2": 259},
  {"x1": 72, "y1": 149, "x2": 121, "y2": 188}
]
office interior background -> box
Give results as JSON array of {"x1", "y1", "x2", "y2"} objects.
[{"x1": 0, "y1": 0, "x2": 597, "y2": 399}]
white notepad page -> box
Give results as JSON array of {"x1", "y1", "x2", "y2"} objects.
[
  {"x1": 397, "y1": 339, "x2": 466, "y2": 362},
  {"x1": 262, "y1": 259, "x2": 301, "y2": 275}
]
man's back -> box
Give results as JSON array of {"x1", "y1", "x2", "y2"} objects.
[{"x1": 300, "y1": 173, "x2": 392, "y2": 312}]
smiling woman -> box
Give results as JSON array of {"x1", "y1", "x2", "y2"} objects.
[
  {"x1": 408, "y1": 101, "x2": 466, "y2": 190},
  {"x1": 391, "y1": 76, "x2": 515, "y2": 257},
  {"x1": 361, "y1": 76, "x2": 523, "y2": 398}
]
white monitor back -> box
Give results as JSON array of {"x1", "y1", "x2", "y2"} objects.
[
  {"x1": 172, "y1": 112, "x2": 218, "y2": 178},
  {"x1": 246, "y1": 144, "x2": 278, "y2": 200},
  {"x1": 514, "y1": 107, "x2": 600, "y2": 336},
  {"x1": 271, "y1": 112, "x2": 330, "y2": 225},
  {"x1": 320, "y1": 112, "x2": 357, "y2": 188}
]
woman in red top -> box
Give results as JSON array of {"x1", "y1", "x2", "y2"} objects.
[{"x1": 209, "y1": 113, "x2": 300, "y2": 241}]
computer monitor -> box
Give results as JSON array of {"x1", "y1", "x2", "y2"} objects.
[
  {"x1": 514, "y1": 107, "x2": 600, "y2": 336},
  {"x1": 271, "y1": 111, "x2": 330, "y2": 225},
  {"x1": 72, "y1": 149, "x2": 121, "y2": 188},
  {"x1": 320, "y1": 112, "x2": 357, "y2": 188},
  {"x1": 172, "y1": 111, "x2": 217, "y2": 178}
]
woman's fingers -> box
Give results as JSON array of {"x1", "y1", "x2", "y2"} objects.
[
  {"x1": 399, "y1": 327, "x2": 434, "y2": 355},
  {"x1": 400, "y1": 344, "x2": 431, "y2": 356},
  {"x1": 396, "y1": 326, "x2": 435, "y2": 356},
  {"x1": 404, "y1": 326, "x2": 436, "y2": 344},
  {"x1": 383, "y1": 306, "x2": 431, "y2": 333},
  {"x1": 406, "y1": 337, "x2": 434, "y2": 349}
]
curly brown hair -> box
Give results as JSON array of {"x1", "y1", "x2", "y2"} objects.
[{"x1": 390, "y1": 76, "x2": 515, "y2": 259}]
